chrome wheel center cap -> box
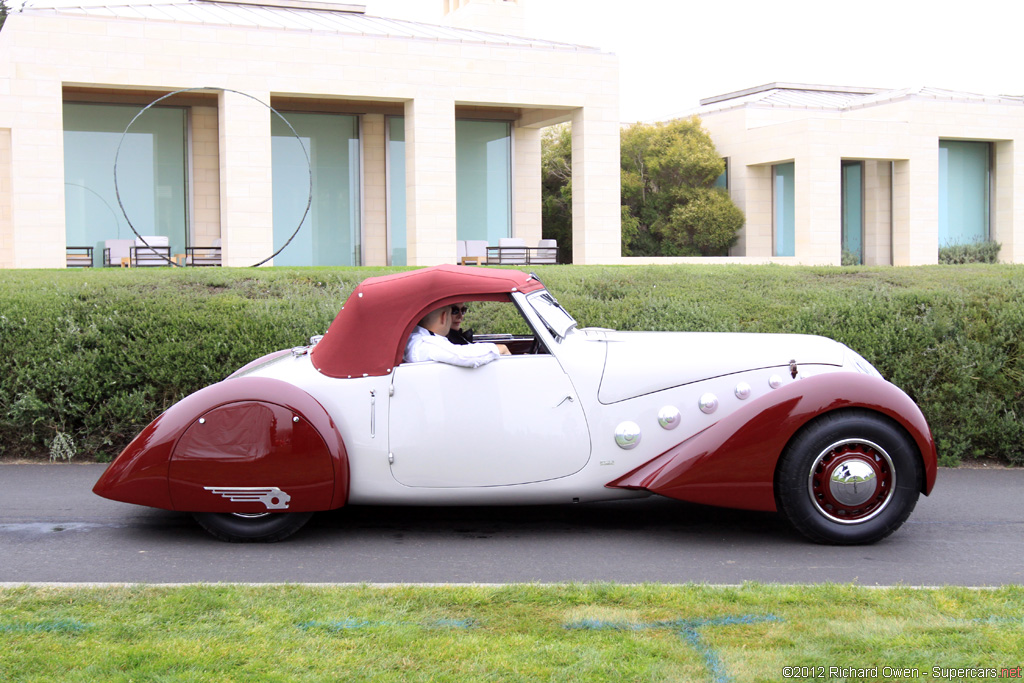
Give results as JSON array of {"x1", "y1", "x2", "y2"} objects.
[{"x1": 828, "y1": 459, "x2": 877, "y2": 507}]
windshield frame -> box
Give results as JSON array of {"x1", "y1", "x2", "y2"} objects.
[{"x1": 526, "y1": 289, "x2": 577, "y2": 341}]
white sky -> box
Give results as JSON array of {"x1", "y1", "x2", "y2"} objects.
[
  {"x1": 17, "y1": 0, "x2": 1023, "y2": 121},
  {"x1": 367, "y1": 0, "x2": 1024, "y2": 122}
]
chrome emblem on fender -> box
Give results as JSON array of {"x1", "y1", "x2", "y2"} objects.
[{"x1": 203, "y1": 486, "x2": 292, "y2": 510}]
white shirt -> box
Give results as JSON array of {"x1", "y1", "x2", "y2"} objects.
[{"x1": 403, "y1": 326, "x2": 502, "y2": 368}]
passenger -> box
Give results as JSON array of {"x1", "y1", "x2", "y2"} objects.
[
  {"x1": 446, "y1": 303, "x2": 474, "y2": 345},
  {"x1": 404, "y1": 305, "x2": 510, "y2": 368}
]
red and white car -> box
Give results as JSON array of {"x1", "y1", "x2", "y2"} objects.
[{"x1": 94, "y1": 265, "x2": 937, "y2": 544}]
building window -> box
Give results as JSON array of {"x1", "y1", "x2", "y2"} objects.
[
  {"x1": 455, "y1": 120, "x2": 512, "y2": 245},
  {"x1": 272, "y1": 113, "x2": 361, "y2": 266},
  {"x1": 63, "y1": 103, "x2": 187, "y2": 267},
  {"x1": 841, "y1": 161, "x2": 864, "y2": 265},
  {"x1": 939, "y1": 140, "x2": 990, "y2": 247},
  {"x1": 714, "y1": 158, "x2": 729, "y2": 190},
  {"x1": 386, "y1": 117, "x2": 512, "y2": 264},
  {"x1": 773, "y1": 162, "x2": 795, "y2": 257},
  {"x1": 387, "y1": 116, "x2": 407, "y2": 266}
]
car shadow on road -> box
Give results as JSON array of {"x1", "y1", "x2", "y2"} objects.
[
  {"x1": 110, "y1": 497, "x2": 801, "y2": 548},
  {"x1": 305, "y1": 497, "x2": 798, "y2": 543}
]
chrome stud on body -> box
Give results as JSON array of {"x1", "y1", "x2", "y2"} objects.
[
  {"x1": 657, "y1": 406, "x2": 681, "y2": 430},
  {"x1": 614, "y1": 421, "x2": 642, "y2": 450},
  {"x1": 698, "y1": 393, "x2": 719, "y2": 415},
  {"x1": 734, "y1": 382, "x2": 751, "y2": 400},
  {"x1": 769, "y1": 375, "x2": 783, "y2": 389}
]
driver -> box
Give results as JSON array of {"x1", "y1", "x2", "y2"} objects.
[{"x1": 404, "y1": 305, "x2": 510, "y2": 368}]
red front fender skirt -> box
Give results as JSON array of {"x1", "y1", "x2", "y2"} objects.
[
  {"x1": 606, "y1": 373, "x2": 938, "y2": 512},
  {"x1": 93, "y1": 377, "x2": 349, "y2": 512}
]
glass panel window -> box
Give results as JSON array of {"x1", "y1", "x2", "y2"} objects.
[
  {"x1": 714, "y1": 158, "x2": 728, "y2": 190},
  {"x1": 63, "y1": 103, "x2": 187, "y2": 267},
  {"x1": 939, "y1": 140, "x2": 990, "y2": 246},
  {"x1": 842, "y1": 161, "x2": 864, "y2": 265},
  {"x1": 773, "y1": 162, "x2": 795, "y2": 257},
  {"x1": 272, "y1": 112, "x2": 361, "y2": 266},
  {"x1": 387, "y1": 116, "x2": 407, "y2": 266},
  {"x1": 386, "y1": 117, "x2": 512, "y2": 262},
  {"x1": 455, "y1": 120, "x2": 511, "y2": 244}
]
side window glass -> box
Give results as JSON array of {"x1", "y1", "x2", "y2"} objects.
[
  {"x1": 464, "y1": 300, "x2": 548, "y2": 355},
  {"x1": 463, "y1": 300, "x2": 532, "y2": 336}
]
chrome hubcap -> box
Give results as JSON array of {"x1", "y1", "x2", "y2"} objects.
[
  {"x1": 829, "y1": 459, "x2": 877, "y2": 507},
  {"x1": 808, "y1": 438, "x2": 894, "y2": 524}
]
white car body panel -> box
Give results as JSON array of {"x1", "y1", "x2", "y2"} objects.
[
  {"x1": 596, "y1": 330, "x2": 846, "y2": 403},
  {"x1": 389, "y1": 356, "x2": 591, "y2": 487}
]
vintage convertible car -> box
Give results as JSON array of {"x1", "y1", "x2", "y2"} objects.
[{"x1": 94, "y1": 265, "x2": 937, "y2": 544}]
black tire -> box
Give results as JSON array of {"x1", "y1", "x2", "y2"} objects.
[
  {"x1": 192, "y1": 511, "x2": 314, "y2": 543},
  {"x1": 774, "y1": 409, "x2": 923, "y2": 545}
]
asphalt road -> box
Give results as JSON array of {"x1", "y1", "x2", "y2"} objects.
[{"x1": 1, "y1": 464, "x2": 1021, "y2": 586}]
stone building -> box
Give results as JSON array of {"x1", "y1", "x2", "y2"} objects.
[
  {"x1": 693, "y1": 83, "x2": 1024, "y2": 265},
  {"x1": 0, "y1": 0, "x2": 620, "y2": 268}
]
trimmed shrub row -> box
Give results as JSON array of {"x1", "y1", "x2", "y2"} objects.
[
  {"x1": 938, "y1": 241, "x2": 1002, "y2": 264},
  {"x1": 1, "y1": 264, "x2": 1022, "y2": 467}
]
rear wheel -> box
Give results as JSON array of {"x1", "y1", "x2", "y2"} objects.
[
  {"x1": 192, "y1": 511, "x2": 314, "y2": 543},
  {"x1": 775, "y1": 410, "x2": 922, "y2": 545}
]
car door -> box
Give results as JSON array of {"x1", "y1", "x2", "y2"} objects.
[{"x1": 388, "y1": 355, "x2": 591, "y2": 488}]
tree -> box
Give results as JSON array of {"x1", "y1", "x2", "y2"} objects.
[
  {"x1": 655, "y1": 188, "x2": 745, "y2": 256},
  {"x1": 620, "y1": 117, "x2": 744, "y2": 256},
  {"x1": 540, "y1": 123, "x2": 573, "y2": 263},
  {"x1": 540, "y1": 116, "x2": 744, "y2": 260},
  {"x1": 0, "y1": 0, "x2": 8, "y2": 30}
]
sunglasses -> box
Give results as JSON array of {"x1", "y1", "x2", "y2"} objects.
[{"x1": 450, "y1": 306, "x2": 469, "y2": 315}]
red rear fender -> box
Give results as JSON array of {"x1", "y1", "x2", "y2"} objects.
[{"x1": 93, "y1": 377, "x2": 348, "y2": 512}]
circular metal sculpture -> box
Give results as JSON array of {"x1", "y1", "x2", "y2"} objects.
[{"x1": 114, "y1": 87, "x2": 312, "y2": 267}]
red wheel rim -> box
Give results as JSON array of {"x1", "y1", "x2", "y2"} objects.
[{"x1": 808, "y1": 439, "x2": 894, "y2": 524}]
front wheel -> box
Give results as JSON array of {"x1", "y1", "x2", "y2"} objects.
[
  {"x1": 775, "y1": 410, "x2": 923, "y2": 545},
  {"x1": 192, "y1": 511, "x2": 314, "y2": 543}
]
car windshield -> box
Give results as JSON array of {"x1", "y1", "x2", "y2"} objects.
[{"x1": 527, "y1": 290, "x2": 577, "y2": 340}]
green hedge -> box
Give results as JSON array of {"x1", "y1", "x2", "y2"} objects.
[
  {"x1": 938, "y1": 241, "x2": 1002, "y2": 264},
  {"x1": 2, "y1": 265, "x2": 1022, "y2": 467}
]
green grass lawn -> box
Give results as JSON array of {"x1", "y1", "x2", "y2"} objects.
[{"x1": 1, "y1": 583, "x2": 1022, "y2": 682}]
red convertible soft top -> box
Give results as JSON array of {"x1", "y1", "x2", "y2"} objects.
[{"x1": 310, "y1": 265, "x2": 545, "y2": 378}]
